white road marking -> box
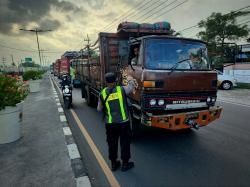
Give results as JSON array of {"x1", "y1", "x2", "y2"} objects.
[
  {"x1": 55, "y1": 98, "x2": 60, "y2": 102},
  {"x1": 67, "y1": 144, "x2": 81, "y2": 159},
  {"x1": 76, "y1": 176, "x2": 91, "y2": 187},
  {"x1": 60, "y1": 115, "x2": 67, "y2": 122},
  {"x1": 58, "y1": 107, "x2": 64, "y2": 113},
  {"x1": 217, "y1": 99, "x2": 250, "y2": 108},
  {"x1": 57, "y1": 103, "x2": 61, "y2": 106},
  {"x1": 63, "y1": 127, "x2": 72, "y2": 136}
]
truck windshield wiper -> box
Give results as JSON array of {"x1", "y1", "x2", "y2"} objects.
[{"x1": 168, "y1": 58, "x2": 190, "y2": 74}]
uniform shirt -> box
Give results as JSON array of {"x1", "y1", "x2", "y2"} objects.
[{"x1": 97, "y1": 80, "x2": 135, "y2": 112}]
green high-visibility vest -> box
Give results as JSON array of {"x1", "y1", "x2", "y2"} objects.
[
  {"x1": 101, "y1": 86, "x2": 128, "y2": 124},
  {"x1": 70, "y1": 67, "x2": 75, "y2": 80}
]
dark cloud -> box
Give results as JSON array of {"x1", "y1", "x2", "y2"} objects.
[
  {"x1": 38, "y1": 19, "x2": 61, "y2": 30},
  {"x1": 0, "y1": 0, "x2": 84, "y2": 35},
  {"x1": 54, "y1": 1, "x2": 81, "y2": 12}
]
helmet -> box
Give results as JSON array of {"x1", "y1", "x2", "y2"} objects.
[{"x1": 105, "y1": 72, "x2": 116, "y2": 83}]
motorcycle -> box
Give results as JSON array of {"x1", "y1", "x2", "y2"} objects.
[
  {"x1": 62, "y1": 84, "x2": 72, "y2": 109},
  {"x1": 60, "y1": 74, "x2": 72, "y2": 109}
]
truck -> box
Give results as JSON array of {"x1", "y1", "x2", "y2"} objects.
[
  {"x1": 70, "y1": 52, "x2": 88, "y2": 87},
  {"x1": 59, "y1": 57, "x2": 70, "y2": 79},
  {"x1": 53, "y1": 59, "x2": 61, "y2": 77},
  {"x1": 79, "y1": 21, "x2": 222, "y2": 134}
]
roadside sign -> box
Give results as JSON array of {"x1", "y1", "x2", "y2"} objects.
[{"x1": 25, "y1": 57, "x2": 32, "y2": 63}]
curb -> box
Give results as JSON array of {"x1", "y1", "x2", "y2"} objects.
[{"x1": 49, "y1": 74, "x2": 91, "y2": 187}]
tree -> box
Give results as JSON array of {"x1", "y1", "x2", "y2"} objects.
[
  {"x1": 197, "y1": 11, "x2": 250, "y2": 68},
  {"x1": 197, "y1": 11, "x2": 250, "y2": 45}
]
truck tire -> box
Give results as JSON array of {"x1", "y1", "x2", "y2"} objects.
[
  {"x1": 85, "y1": 85, "x2": 96, "y2": 107},
  {"x1": 129, "y1": 108, "x2": 140, "y2": 139},
  {"x1": 81, "y1": 83, "x2": 86, "y2": 98}
]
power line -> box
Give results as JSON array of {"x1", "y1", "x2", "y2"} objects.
[
  {"x1": 101, "y1": 0, "x2": 151, "y2": 32},
  {"x1": 184, "y1": 19, "x2": 250, "y2": 39},
  {"x1": 124, "y1": 0, "x2": 163, "y2": 22},
  {"x1": 141, "y1": 0, "x2": 181, "y2": 22},
  {"x1": 177, "y1": 4, "x2": 250, "y2": 33},
  {"x1": 106, "y1": 0, "x2": 178, "y2": 32},
  {"x1": 106, "y1": 0, "x2": 188, "y2": 32},
  {"x1": 0, "y1": 43, "x2": 63, "y2": 54},
  {"x1": 238, "y1": 19, "x2": 250, "y2": 25}
]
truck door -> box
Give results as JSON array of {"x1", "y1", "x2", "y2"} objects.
[{"x1": 127, "y1": 44, "x2": 144, "y2": 102}]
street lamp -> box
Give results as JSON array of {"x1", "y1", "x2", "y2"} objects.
[{"x1": 19, "y1": 28, "x2": 52, "y2": 68}]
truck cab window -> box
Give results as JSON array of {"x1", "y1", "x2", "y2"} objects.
[{"x1": 130, "y1": 45, "x2": 140, "y2": 66}]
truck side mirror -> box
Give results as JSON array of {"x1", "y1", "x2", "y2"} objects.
[{"x1": 131, "y1": 61, "x2": 136, "y2": 66}]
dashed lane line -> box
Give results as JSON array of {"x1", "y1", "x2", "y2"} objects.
[
  {"x1": 67, "y1": 144, "x2": 81, "y2": 160},
  {"x1": 60, "y1": 115, "x2": 67, "y2": 122},
  {"x1": 58, "y1": 107, "x2": 64, "y2": 113},
  {"x1": 63, "y1": 127, "x2": 72, "y2": 136}
]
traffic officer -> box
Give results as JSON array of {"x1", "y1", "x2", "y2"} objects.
[
  {"x1": 97, "y1": 72, "x2": 136, "y2": 171},
  {"x1": 70, "y1": 65, "x2": 75, "y2": 82}
]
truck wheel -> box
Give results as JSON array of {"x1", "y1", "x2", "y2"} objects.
[
  {"x1": 73, "y1": 81, "x2": 76, "y2": 88},
  {"x1": 221, "y1": 81, "x2": 232, "y2": 90},
  {"x1": 129, "y1": 109, "x2": 140, "y2": 139},
  {"x1": 81, "y1": 83, "x2": 85, "y2": 98},
  {"x1": 85, "y1": 86, "x2": 96, "y2": 107}
]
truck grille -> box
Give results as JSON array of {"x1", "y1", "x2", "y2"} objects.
[{"x1": 141, "y1": 91, "x2": 216, "y2": 113}]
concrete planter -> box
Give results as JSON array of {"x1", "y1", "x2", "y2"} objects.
[
  {"x1": 0, "y1": 102, "x2": 23, "y2": 144},
  {"x1": 29, "y1": 80, "x2": 41, "y2": 93}
]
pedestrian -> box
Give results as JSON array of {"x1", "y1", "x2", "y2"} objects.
[{"x1": 97, "y1": 72, "x2": 136, "y2": 171}]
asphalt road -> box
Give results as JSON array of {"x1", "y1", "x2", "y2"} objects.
[{"x1": 55, "y1": 79, "x2": 250, "y2": 187}]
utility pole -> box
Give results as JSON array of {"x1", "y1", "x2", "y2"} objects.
[
  {"x1": 11, "y1": 54, "x2": 15, "y2": 66},
  {"x1": 2, "y1": 57, "x2": 6, "y2": 66},
  {"x1": 84, "y1": 34, "x2": 91, "y2": 57},
  {"x1": 2, "y1": 57, "x2": 6, "y2": 73},
  {"x1": 19, "y1": 28, "x2": 52, "y2": 68}
]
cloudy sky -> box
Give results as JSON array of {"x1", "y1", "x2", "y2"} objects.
[{"x1": 0, "y1": 0, "x2": 249, "y2": 66}]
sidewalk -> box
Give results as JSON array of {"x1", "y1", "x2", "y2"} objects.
[{"x1": 0, "y1": 75, "x2": 76, "y2": 186}]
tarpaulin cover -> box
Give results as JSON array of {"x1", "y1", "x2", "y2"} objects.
[{"x1": 117, "y1": 21, "x2": 171, "y2": 31}]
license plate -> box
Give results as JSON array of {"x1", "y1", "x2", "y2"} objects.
[{"x1": 186, "y1": 113, "x2": 199, "y2": 119}]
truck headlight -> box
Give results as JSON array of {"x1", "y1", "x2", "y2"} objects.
[
  {"x1": 150, "y1": 99, "x2": 156, "y2": 106},
  {"x1": 207, "y1": 97, "x2": 211, "y2": 102},
  {"x1": 158, "y1": 99, "x2": 165, "y2": 106},
  {"x1": 211, "y1": 97, "x2": 216, "y2": 102}
]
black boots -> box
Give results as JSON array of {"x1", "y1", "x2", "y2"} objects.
[
  {"x1": 111, "y1": 160, "x2": 121, "y2": 171},
  {"x1": 121, "y1": 161, "x2": 134, "y2": 172},
  {"x1": 111, "y1": 160, "x2": 134, "y2": 171}
]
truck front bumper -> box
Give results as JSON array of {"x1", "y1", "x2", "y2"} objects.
[{"x1": 141, "y1": 106, "x2": 222, "y2": 130}]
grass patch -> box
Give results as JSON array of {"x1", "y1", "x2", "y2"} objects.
[{"x1": 235, "y1": 83, "x2": 250, "y2": 89}]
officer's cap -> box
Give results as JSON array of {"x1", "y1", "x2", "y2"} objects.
[{"x1": 105, "y1": 72, "x2": 116, "y2": 83}]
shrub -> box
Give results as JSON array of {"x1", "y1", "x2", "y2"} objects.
[
  {"x1": 23, "y1": 70, "x2": 42, "y2": 81},
  {"x1": 0, "y1": 75, "x2": 28, "y2": 110}
]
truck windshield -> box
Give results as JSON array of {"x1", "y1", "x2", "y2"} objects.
[{"x1": 145, "y1": 38, "x2": 210, "y2": 70}]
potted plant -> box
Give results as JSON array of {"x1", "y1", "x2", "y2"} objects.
[
  {"x1": 0, "y1": 75, "x2": 28, "y2": 144},
  {"x1": 23, "y1": 70, "x2": 43, "y2": 92}
]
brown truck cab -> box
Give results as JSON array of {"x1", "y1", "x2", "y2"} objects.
[
  {"x1": 125, "y1": 35, "x2": 222, "y2": 131},
  {"x1": 80, "y1": 22, "x2": 222, "y2": 132}
]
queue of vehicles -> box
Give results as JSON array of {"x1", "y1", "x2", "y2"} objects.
[{"x1": 55, "y1": 21, "x2": 222, "y2": 134}]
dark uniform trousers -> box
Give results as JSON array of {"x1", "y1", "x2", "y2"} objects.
[{"x1": 105, "y1": 121, "x2": 132, "y2": 163}]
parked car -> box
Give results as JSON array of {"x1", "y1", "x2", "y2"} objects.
[{"x1": 216, "y1": 70, "x2": 237, "y2": 90}]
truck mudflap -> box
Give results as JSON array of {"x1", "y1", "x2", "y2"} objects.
[{"x1": 142, "y1": 106, "x2": 222, "y2": 130}]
